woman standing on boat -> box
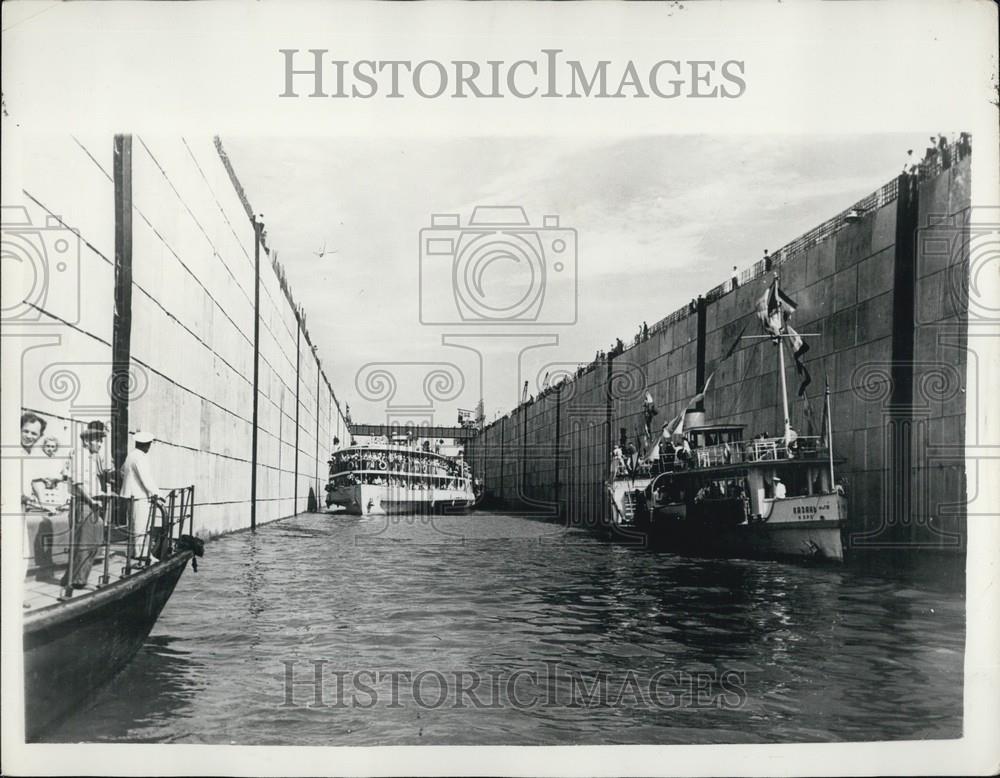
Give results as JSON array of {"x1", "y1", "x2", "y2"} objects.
[{"x1": 59, "y1": 421, "x2": 110, "y2": 590}]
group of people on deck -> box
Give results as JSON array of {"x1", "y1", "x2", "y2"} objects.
[
  {"x1": 332, "y1": 449, "x2": 466, "y2": 479},
  {"x1": 20, "y1": 412, "x2": 163, "y2": 592},
  {"x1": 331, "y1": 446, "x2": 470, "y2": 492}
]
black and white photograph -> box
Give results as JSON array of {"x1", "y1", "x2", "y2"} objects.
[{"x1": 2, "y1": 2, "x2": 998, "y2": 776}]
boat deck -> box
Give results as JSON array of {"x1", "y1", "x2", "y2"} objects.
[{"x1": 24, "y1": 540, "x2": 147, "y2": 613}]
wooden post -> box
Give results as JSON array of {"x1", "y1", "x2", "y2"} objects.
[
  {"x1": 294, "y1": 313, "x2": 301, "y2": 515},
  {"x1": 61, "y1": 499, "x2": 78, "y2": 599},
  {"x1": 123, "y1": 497, "x2": 134, "y2": 577},
  {"x1": 314, "y1": 355, "x2": 321, "y2": 512},
  {"x1": 826, "y1": 384, "x2": 835, "y2": 489},
  {"x1": 250, "y1": 218, "x2": 262, "y2": 531},
  {"x1": 111, "y1": 134, "x2": 133, "y2": 529},
  {"x1": 778, "y1": 338, "x2": 791, "y2": 443},
  {"x1": 554, "y1": 384, "x2": 561, "y2": 520},
  {"x1": 99, "y1": 498, "x2": 112, "y2": 586}
]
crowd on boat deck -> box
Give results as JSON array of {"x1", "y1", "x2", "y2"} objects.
[
  {"x1": 612, "y1": 426, "x2": 827, "y2": 479},
  {"x1": 330, "y1": 448, "x2": 470, "y2": 490},
  {"x1": 335, "y1": 472, "x2": 469, "y2": 490}
]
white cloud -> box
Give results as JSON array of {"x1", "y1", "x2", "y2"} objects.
[{"x1": 225, "y1": 132, "x2": 930, "y2": 422}]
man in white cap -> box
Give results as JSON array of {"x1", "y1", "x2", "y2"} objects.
[
  {"x1": 120, "y1": 430, "x2": 162, "y2": 557},
  {"x1": 772, "y1": 475, "x2": 786, "y2": 500}
]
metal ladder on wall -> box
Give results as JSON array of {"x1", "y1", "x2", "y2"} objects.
[{"x1": 620, "y1": 490, "x2": 637, "y2": 526}]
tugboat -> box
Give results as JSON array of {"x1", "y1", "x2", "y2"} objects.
[
  {"x1": 22, "y1": 487, "x2": 202, "y2": 739},
  {"x1": 326, "y1": 437, "x2": 475, "y2": 516},
  {"x1": 608, "y1": 275, "x2": 847, "y2": 561}
]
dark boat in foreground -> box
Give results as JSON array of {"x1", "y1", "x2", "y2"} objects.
[{"x1": 22, "y1": 486, "x2": 202, "y2": 740}]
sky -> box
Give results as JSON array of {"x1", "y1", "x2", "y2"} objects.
[{"x1": 225, "y1": 133, "x2": 933, "y2": 426}]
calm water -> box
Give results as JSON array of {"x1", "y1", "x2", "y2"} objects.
[{"x1": 48, "y1": 511, "x2": 965, "y2": 744}]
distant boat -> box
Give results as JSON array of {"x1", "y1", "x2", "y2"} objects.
[
  {"x1": 22, "y1": 487, "x2": 202, "y2": 739},
  {"x1": 326, "y1": 441, "x2": 475, "y2": 516}
]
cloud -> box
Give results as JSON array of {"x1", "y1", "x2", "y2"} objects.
[{"x1": 224, "y1": 132, "x2": 928, "y2": 421}]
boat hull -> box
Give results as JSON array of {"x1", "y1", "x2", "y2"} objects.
[
  {"x1": 23, "y1": 550, "x2": 192, "y2": 740},
  {"x1": 642, "y1": 518, "x2": 846, "y2": 562},
  {"x1": 614, "y1": 491, "x2": 848, "y2": 562},
  {"x1": 328, "y1": 483, "x2": 474, "y2": 516}
]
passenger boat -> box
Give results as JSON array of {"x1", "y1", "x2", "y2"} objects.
[
  {"x1": 608, "y1": 275, "x2": 847, "y2": 562},
  {"x1": 610, "y1": 411, "x2": 846, "y2": 561},
  {"x1": 326, "y1": 440, "x2": 475, "y2": 516},
  {"x1": 22, "y1": 487, "x2": 202, "y2": 739}
]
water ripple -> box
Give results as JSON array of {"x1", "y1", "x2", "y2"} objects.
[{"x1": 47, "y1": 511, "x2": 964, "y2": 745}]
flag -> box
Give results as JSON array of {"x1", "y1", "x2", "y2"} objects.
[
  {"x1": 787, "y1": 324, "x2": 811, "y2": 397},
  {"x1": 722, "y1": 323, "x2": 748, "y2": 362},
  {"x1": 640, "y1": 326, "x2": 741, "y2": 463},
  {"x1": 776, "y1": 284, "x2": 798, "y2": 317},
  {"x1": 756, "y1": 278, "x2": 798, "y2": 337},
  {"x1": 802, "y1": 394, "x2": 816, "y2": 438},
  {"x1": 756, "y1": 283, "x2": 781, "y2": 336},
  {"x1": 757, "y1": 278, "x2": 799, "y2": 336},
  {"x1": 689, "y1": 371, "x2": 714, "y2": 410},
  {"x1": 758, "y1": 277, "x2": 810, "y2": 396},
  {"x1": 642, "y1": 391, "x2": 658, "y2": 436},
  {"x1": 668, "y1": 411, "x2": 686, "y2": 446},
  {"x1": 643, "y1": 412, "x2": 679, "y2": 461}
]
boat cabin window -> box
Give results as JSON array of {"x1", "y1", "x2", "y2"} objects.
[
  {"x1": 690, "y1": 428, "x2": 742, "y2": 448},
  {"x1": 655, "y1": 481, "x2": 687, "y2": 503},
  {"x1": 669, "y1": 472, "x2": 748, "y2": 503},
  {"x1": 765, "y1": 468, "x2": 810, "y2": 498}
]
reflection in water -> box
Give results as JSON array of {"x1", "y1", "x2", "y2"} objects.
[
  {"x1": 48, "y1": 511, "x2": 964, "y2": 745},
  {"x1": 47, "y1": 635, "x2": 206, "y2": 743}
]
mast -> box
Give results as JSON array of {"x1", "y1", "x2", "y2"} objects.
[
  {"x1": 826, "y1": 382, "x2": 835, "y2": 488},
  {"x1": 777, "y1": 336, "x2": 791, "y2": 442}
]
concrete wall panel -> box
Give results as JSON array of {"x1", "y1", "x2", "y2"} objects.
[{"x1": 14, "y1": 135, "x2": 348, "y2": 541}]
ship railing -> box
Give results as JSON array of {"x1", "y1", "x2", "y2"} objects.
[
  {"x1": 613, "y1": 450, "x2": 677, "y2": 480},
  {"x1": 692, "y1": 437, "x2": 827, "y2": 468},
  {"x1": 331, "y1": 469, "x2": 463, "y2": 480},
  {"x1": 331, "y1": 470, "x2": 470, "y2": 490},
  {"x1": 41, "y1": 486, "x2": 196, "y2": 598}
]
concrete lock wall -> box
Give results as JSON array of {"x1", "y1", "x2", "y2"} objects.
[
  {"x1": 467, "y1": 156, "x2": 971, "y2": 551},
  {"x1": 15, "y1": 135, "x2": 349, "y2": 539}
]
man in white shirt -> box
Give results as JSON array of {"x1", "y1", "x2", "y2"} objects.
[
  {"x1": 120, "y1": 430, "x2": 161, "y2": 557},
  {"x1": 773, "y1": 476, "x2": 787, "y2": 500}
]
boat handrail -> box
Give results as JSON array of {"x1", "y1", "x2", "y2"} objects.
[
  {"x1": 33, "y1": 485, "x2": 197, "y2": 598},
  {"x1": 616, "y1": 436, "x2": 829, "y2": 482},
  {"x1": 331, "y1": 444, "x2": 463, "y2": 463},
  {"x1": 695, "y1": 436, "x2": 827, "y2": 467},
  {"x1": 332, "y1": 469, "x2": 466, "y2": 480}
]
